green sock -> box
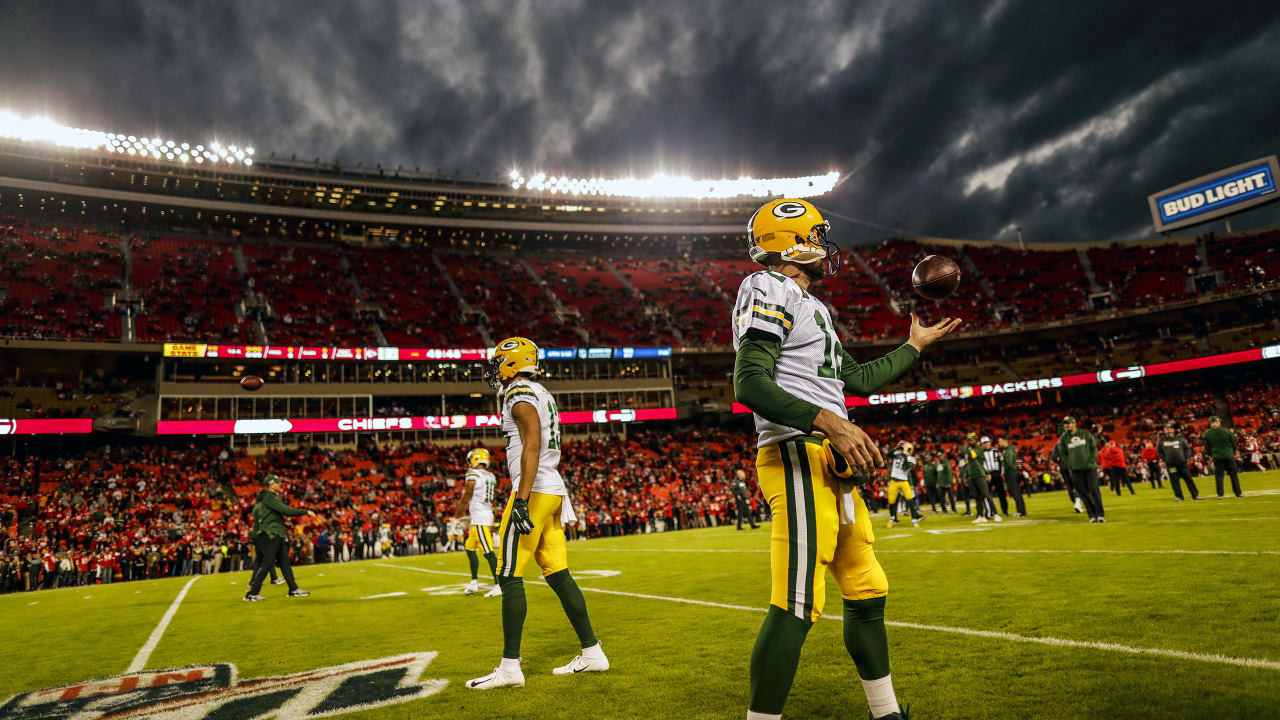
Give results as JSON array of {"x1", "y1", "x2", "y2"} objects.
[
  {"x1": 484, "y1": 552, "x2": 499, "y2": 584},
  {"x1": 466, "y1": 550, "x2": 479, "y2": 580},
  {"x1": 499, "y1": 576, "x2": 526, "y2": 659},
  {"x1": 749, "y1": 605, "x2": 812, "y2": 715},
  {"x1": 545, "y1": 569, "x2": 598, "y2": 648},
  {"x1": 844, "y1": 596, "x2": 891, "y2": 679}
]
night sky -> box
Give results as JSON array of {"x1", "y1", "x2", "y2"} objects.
[{"x1": 2, "y1": 0, "x2": 1278, "y2": 244}]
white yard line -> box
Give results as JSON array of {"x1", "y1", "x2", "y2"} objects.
[
  {"x1": 126, "y1": 575, "x2": 202, "y2": 673},
  {"x1": 360, "y1": 591, "x2": 409, "y2": 599},
  {"x1": 374, "y1": 562, "x2": 1280, "y2": 671},
  {"x1": 877, "y1": 549, "x2": 1280, "y2": 555},
  {"x1": 570, "y1": 547, "x2": 1280, "y2": 556}
]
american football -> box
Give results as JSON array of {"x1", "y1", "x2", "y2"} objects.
[
  {"x1": 1, "y1": 4, "x2": 1278, "y2": 720},
  {"x1": 911, "y1": 254, "x2": 962, "y2": 300}
]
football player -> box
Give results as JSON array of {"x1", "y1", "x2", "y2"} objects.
[
  {"x1": 459, "y1": 447, "x2": 503, "y2": 597},
  {"x1": 467, "y1": 337, "x2": 607, "y2": 690},
  {"x1": 885, "y1": 441, "x2": 923, "y2": 528},
  {"x1": 733, "y1": 199, "x2": 960, "y2": 720},
  {"x1": 446, "y1": 515, "x2": 463, "y2": 552}
]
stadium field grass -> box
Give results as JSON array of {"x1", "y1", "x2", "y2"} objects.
[{"x1": 4, "y1": 471, "x2": 1280, "y2": 719}]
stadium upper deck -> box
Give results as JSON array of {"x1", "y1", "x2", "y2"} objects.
[{"x1": 0, "y1": 112, "x2": 847, "y2": 236}]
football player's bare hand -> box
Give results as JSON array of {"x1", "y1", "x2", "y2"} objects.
[
  {"x1": 907, "y1": 313, "x2": 963, "y2": 352},
  {"x1": 814, "y1": 409, "x2": 882, "y2": 474}
]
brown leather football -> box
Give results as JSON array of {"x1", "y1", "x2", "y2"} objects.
[
  {"x1": 911, "y1": 255, "x2": 961, "y2": 300},
  {"x1": 240, "y1": 375, "x2": 265, "y2": 391}
]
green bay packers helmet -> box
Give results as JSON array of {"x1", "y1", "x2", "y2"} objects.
[
  {"x1": 485, "y1": 336, "x2": 539, "y2": 389},
  {"x1": 902, "y1": 441, "x2": 915, "y2": 455},
  {"x1": 747, "y1": 198, "x2": 840, "y2": 276},
  {"x1": 466, "y1": 447, "x2": 491, "y2": 468}
]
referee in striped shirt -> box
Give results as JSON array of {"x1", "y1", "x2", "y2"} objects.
[{"x1": 980, "y1": 436, "x2": 1009, "y2": 517}]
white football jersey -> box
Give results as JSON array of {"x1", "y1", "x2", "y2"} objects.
[
  {"x1": 466, "y1": 467, "x2": 498, "y2": 526},
  {"x1": 500, "y1": 379, "x2": 566, "y2": 495},
  {"x1": 889, "y1": 450, "x2": 917, "y2": 481},
  {"x1": 732, "y1": 270, "x2": 847, "y2": 447}
]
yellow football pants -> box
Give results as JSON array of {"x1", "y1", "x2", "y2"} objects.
[
  {"x1": 758, "y1": 436, "x2": 887, "y2": 623},
  {"x1": 464, "y1": 524, "x2": 494, "y2": 554},
  {"x1": 497, "y1": 491, "x2": 568, "y2": 578},
  {"x1": 886, "y1": 479, "x2": 915, "y2": 504}
]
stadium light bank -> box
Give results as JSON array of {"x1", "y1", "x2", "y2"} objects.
[
  {"x1": 0, "y1": 110, "x2": 255, "y2": 166},
  {"x1": 507, "y1": 168, "x2": 841, "y2": 199}
]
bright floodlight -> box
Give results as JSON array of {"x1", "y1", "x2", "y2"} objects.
[
  {"x1": 0, "y1": 110, "x2": 256, "y2": 167},
  {"x1": 506, "y1": 169, "x2": 841, "y2": 199}
]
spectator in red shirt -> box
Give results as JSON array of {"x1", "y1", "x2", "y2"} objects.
[
  {"x1": 1140, "y1": 442, "x2": 1163, "y2": 489},
  {"x1": 1100, "y1": 441, "x2": 1135, "y2": 496}
]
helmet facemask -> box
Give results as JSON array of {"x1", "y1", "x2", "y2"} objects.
[
  {"x1": 483, "y1": 356, "x2": 505, "y2": 390},
  {"x1": 810, "y1": 222, "x2": 840, "y2": 278}
]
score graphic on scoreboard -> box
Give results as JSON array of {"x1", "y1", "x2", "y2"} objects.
[{"x1": 162, "y1": 344, "x2": 672, "y2": 362}]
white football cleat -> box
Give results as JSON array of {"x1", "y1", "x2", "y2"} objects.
[
  {"x1": 484, "y1": 584, "x2": 503, "y2": 597},
  {"x1": 1073, "y1": 498, "x2": 1085, "y2": 513},
  {"x1": 552, "y1": 644, "x2": 609, "y2": 675},
  {"x1": 464, "y1": 580, "x2": 480, "y2": 596},
  {"x1": 992, "y1": 514, "x2": 1003, "y2": 523},
  {"x1": 971, "y1": 516, "x2": 987, "y2": 524},
  {"x1": 466, "y1": 666, "x2": 525, "y2": 689}
]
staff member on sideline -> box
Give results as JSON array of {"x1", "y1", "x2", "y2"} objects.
[
  {"x1": 998, "y1": 436, "x2": 1027, "y2": 516},
  {"x1": 1056, "y1": 417, "x2": 1105, "y2": 523},
  {"x1": 1158, "y1": 424, "x2": 1200, "y2": 501},
  {"x1": 244, "y1": 474, "x2": 314, "y2": 601},
  {"x1": 1201, "y1": 416, "x2": 1243, "y2": 498},
  {"x1": 962, "y1": 433, "x2": 1000, "y2": 524}
]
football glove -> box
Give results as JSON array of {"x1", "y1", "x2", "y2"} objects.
[
  {"x1": 511, "y1": 498, "x2": 534, "y2": 535},
  {"x1": 824, "y1": 439, "x2": 871, "y2": 488}
]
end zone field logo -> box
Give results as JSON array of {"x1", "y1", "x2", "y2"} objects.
[{"x1": 0, "y1": 653, "x2": 446, "y2": 719}]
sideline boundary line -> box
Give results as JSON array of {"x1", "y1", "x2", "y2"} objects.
[
  {"x1": 374, "y1": 563, "x2": 1280, "y2": 671},
  {"x1": 569, "y1": 547, "x2": 1280, "y2": 556},
  {"x1": 126, "y1": 574, "x2": 202, "y2": 673}
]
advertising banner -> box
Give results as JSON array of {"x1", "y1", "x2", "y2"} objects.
[{"x1": 1148, "y1": 156, "x2": 1279, "y2": 232}]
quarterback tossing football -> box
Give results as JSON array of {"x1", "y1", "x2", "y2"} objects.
[
  {"x1": 911, "y1": 254, "x2": 961, "y2": 300},
  {"x1": 240, "y1": 374, "x2": 264, "y2": 391}
]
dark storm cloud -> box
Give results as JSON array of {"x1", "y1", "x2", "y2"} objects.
[{"x1": 1, "y1": 0, "x2": 1278, "y2": 243}]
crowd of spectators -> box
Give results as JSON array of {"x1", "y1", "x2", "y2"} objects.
[
  {"x1": 0, "y1": 221, "x2": 121, "y2": 340},
  {"x1": 3, "y1": 376, "x2": 1276, "y2": 593},
  {"x1": 1, "y1": 218, "x2": 1277, "y2": 347},
  {"x1": 132, "y1": 235, "x2": 251, "y2": 343}
]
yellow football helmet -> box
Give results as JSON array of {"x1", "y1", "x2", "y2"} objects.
[
  {"x1": 747, "y1": 198, "x2": 840, "y2": 276},
  {"x1": 485, "y1": 336, "x2": 539, "y2": 389},
  {"x1": 466, "y1": 447, "x2": 491, "y2": 468},
  {"x1": 902, "y1": 442, "x2": 915, "y2": 455}
]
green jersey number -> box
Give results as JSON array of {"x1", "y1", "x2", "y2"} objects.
[
  {"x1": 547, "y1": 398, "x2": 562, "y2": 450},
  {"x1": 813, "y1": 310, "x2": 841, "y2": 379}
]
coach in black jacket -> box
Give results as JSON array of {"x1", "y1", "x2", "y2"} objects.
[{"x1": 1157, "y1": 425, "x2": 1200, "y2": 501}]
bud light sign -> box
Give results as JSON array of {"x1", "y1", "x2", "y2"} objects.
[{"x1": 1148, "y1": 156, "x2": 1279, "y2": 232}]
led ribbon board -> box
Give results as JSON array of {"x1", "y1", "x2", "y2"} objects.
[
  {"x1": 155, "y1": 407, "x2": 677, "y2": 435},
  {"x1": 732, "y1": 345, "x2": 1279, "y2": 413},
  {"x1": 162, "y1": 344, "x2": 671, "y2": 362},
  {"x1": 1148, "y1": 156, "x2": 1279, "y2": 232},
  {"x1": 0, "y1": 418, "x2": 93, "y2": 435}
]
